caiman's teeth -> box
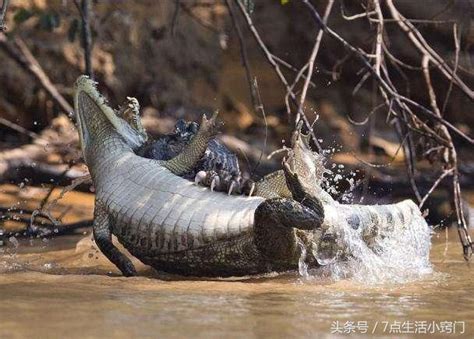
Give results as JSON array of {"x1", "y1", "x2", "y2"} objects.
[
  {"x1": 210, "y1": 176, "x2": 220, "y2": 192},
  {"x1": 194, "y1": 171, "x2": 207, "y2": 186},
  {"x1": 227, "y1": 181, "x2": 236, "y2": 196},
  {"x1": 248, "y1": 182, "x2": 256, "y2": 197}
]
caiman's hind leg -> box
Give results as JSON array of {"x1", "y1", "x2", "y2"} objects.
[
  {"x1": 93, "y1": 201, "x2": 137, "y2": 277},
  {"x1": 254, "y1": 161, "x2": 325, "y2": 263}
]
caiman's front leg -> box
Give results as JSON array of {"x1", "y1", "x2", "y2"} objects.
[
  {"x1": 160, "y1": 111, "x2": 222, "y2": 175},
  {"x1": 93, "y1": 200, "x2": 137, "y2": 277},
  {"x1": 254, "y1": 160, "x2": 324, "y2": 263}
]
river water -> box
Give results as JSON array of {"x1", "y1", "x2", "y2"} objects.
[{"x1": 0, "y1": 185, "x2": 473, "y2": 338}]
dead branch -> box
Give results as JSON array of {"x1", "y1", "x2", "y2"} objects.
[
  {"x1": 218, "y1": 134, "x2": 267, "y2": 164},
  {"x1": 419, "y1": 169, "x2": 454, "y2": 209},
  {"x1": 225, "y1": 0, "x2": 258, "y2": 112},
  {"x1": 249, "y1": 78, "x2": 268, "y2": 176},
  {"x1": 421, "y1": 52, "x2": 472, "y2": 258},
  {"x1": 299, "y1": 0, "x2": 472, "y2": 257},
  {"x1": 301, "y1": 0, "x2": 473, "y2": 145},
  {"x1": 1, "y1": 218, "x2": 93, "y2": 238},
  {"x1": 171, "y1": 0, "x2": 181, "y2": 36},
  {"x1": 0, "y1": 115, "x2": 87, "y2": 189},
  {"x1": 296, "y1": 0, "x2": 334, "y2": 125},
  {"x1": 74, "y1": 0, "x2": 94, "y2": 78},
  {"x1": 233, "y1": 0, "x2": 323, "y2": 153},
  {"x1": 385, "y1": 0, "x2": 473, "y2": 101},
  {"x1": 0, "y1": 0, "x2": 9, "y2": 31},
  {"x1": 0, "y1": 34, "x2": 74, "y2": 115},
  {"x1": 441, "y1": 23, "x2": 460, "y2": 114},
  {"x1": 0, "y1": 117, "x2": 42, "y2": 140}
]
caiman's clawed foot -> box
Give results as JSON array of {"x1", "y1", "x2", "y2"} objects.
[
  {"x1": 253, "y1": 159, "x2": 325, "y2": 263},
  {"x1": 199, "y1": 111, "x2": 223, "y2": 139},
  {"x1": 282, "y1": 158, "x2": 324, "y2": 217},
  {"x1": 282, "y1": 159, "x2": 305, "y2": 202},
  {"x1": 242, "y1": 179, "x2": 256, "y2": 197},
  {"x1": 194, "y1": 168, "x2": 243, "y2": 195}
]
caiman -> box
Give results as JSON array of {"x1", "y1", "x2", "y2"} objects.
[
  {"x1": 138, "y1": 118, "x2": 245, "y2": 195},
  {"x1": 74, "y1": 76, "x2": 429, "y2": 277}
]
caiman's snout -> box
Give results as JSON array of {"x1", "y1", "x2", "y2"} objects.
[{"x1": 74, "y1": 75, "x2": 147, "y2": 162}]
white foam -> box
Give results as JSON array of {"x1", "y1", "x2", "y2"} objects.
[{"x1": 301, "y1": 197, "x2": 432, "y2": 284}]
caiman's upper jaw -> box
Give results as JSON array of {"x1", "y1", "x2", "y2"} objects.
[{"x1": 74, "y1": 75, "x2": 147, "y2": 158}]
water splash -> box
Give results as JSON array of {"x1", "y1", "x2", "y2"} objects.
[
  {"x1": 301, "y1": 197, "x2": 433, "y2": 285},
  {"x1": 297, "y1": 150, "x2": 433, "y2": 285}
]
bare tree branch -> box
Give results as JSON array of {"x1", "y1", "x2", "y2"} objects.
[
  {"x1": 234, "y1": 0, "x2": 324, "y2": 152},
  {"x1": 301, "y1": 0, "x2": 473, "y2": 145},
  {"x1": 0, "y1": 0, "x2": 9, "y2": 31},
  {"x1": 74, "y1": 0, "x2": 94, "y2": 78},
  {"x1": 0, "y1": 34, "x2": 74, "y2": 115},
  {"x1": 296, "y1": 0, "x2": 334, "y2": 126},
  {"x1": 442, "y1": 23, "x2": 460, "y2": 114},
  {"x1": 386, "y1": 0, "x2": 473, "y2": 101},
  {"x1": 225, "y1": 0, "x2": 258, "y2": 111}
]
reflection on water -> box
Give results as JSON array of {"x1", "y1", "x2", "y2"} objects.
[
  {"x1": 0, "y1": 185, "x2": 473, "y2": 338},
  {"x1": 1, "y1": 230, "x2": 472, "y2": 338}
]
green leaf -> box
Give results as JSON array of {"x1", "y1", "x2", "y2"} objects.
[
  {"x1": 281, "y1": 0, "x2": 290, "y2": 4},
  {"x1": 13, "y1": 8, "x2": 34, "y2": 24}
]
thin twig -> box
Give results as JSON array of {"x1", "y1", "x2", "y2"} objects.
[
  {"x1": 3, "y1": 218, "x2": 93, "y2": 238},
  {"x1": 442, "y1": 23, "x2": 460, "y2": 114},
  {"x1": 422, "y1": 55, "x2": 441, "y2": 117},
  {"x1": 386, "y1": 0, "x2": 473, "y2": 101},
  {"x1": 351, "y1": 131, "x2": 408, "y2": 168},
  {"x1": 0, "y1": 117, "x2": 42, "y2": 140},
  {"x1": 74, "y1": 0, "x2": 94, "y2": 78},
  {"x1": 347, "y1": 102, "x2": 387, "y2": 126},
  {"x1": 225, "y1": 0, "x2": 258, "y2": 111},
  {"x1": 250, "y1": 78, "x2": 268, "y2": 176},
  {"x1": 352, "y1": 71, "x2": 371, "y2": 95},
  {"x1": 372, "y1": 0, "x2": 384, "y2": 77},
  {"x1": 296, "y1": 0, "x2": 334, "y2": 126},
  {"x1": 0, "y1": 0, "x2": 9, "y2": 31},
  {"x1": 273, "y1": 55, "x2": 317, "y2": 88},
  {"x1": 421, "y1": 48, "x2": 472, "y2": 258},
  {"x1": 234, "y1": 0, "x2": 323, "y2": 152},
  {"x1": 301, "y1": 0, "x2": 473, "y2": 144},
  {"x1": 0, "y1": 34, "x2": 74, "y2": 116},
  {"x1": 419, "y1": 169, "x2": 454, "y2": 209}
]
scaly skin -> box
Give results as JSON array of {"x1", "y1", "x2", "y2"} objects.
[
  {"x1": 75, "y1": 76, "x2": 324, "y2": 277},
  {"x1": 75, "y1": 76, "x2": 429, "y2": 277},
  {"x1": 138, "y1": 119, "x2": 244, "y2": 195}
]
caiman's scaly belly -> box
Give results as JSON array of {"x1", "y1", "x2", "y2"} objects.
[{"x1": 94, "y1": 153, "x2": 269, "y2": 274}]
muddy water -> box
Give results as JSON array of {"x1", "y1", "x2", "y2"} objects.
[{"x1": 0, "y1": 185, "x2": 473, "y2": 338}]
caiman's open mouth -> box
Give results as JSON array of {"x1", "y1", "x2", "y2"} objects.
[{"x1": 74, "y1": 76, "x2": 146, "y2": 161}]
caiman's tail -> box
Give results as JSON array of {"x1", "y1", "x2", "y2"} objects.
[{"x1": 315, "y1": 199, "x2": 429, "y2": 264}]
